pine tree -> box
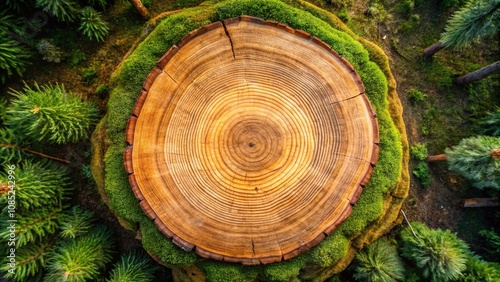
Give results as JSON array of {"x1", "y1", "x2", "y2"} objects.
[
  {"x1": 458, "y1": 255, "x2": 500, "y2": 282},
  {"x1": 480, "y1": 229, "x2": 500, "y2": 259},
  {"x1": 441, "y1": 0, "x2": 500, "y2": 50},
  {"x1": 0, "y1": 207, "x2": 101, "y2": 281},
  {"x1": 0, "y1": 11, "x2": 31, "y2": 83},
  {"x1": 401, "y1": 222, "x2": 469, "y2": 282},
  {"x1": 6, "y1": 83, "x2": 100, "y2": 144},
  {"x1": 79, "y1": 7, "x2": 109, "y2": 42},
  {"x1": 424, "y1": 0, "x2": 500, "y2": 57},
  {"x1": 445, "y1": 136, "x2": 500, "y2": 189},
  {"x1": 106, "y1": 251, "x2": 158, "y2": 282},
  {"x1": 45, "y1": 226, "x2": 114, "y2": 282},
  {"x1": 35, "y1": 0, "x2": 78, "y2": 22},
  {"x1": 0, "y1": 160, "x2": 72, "y2": 211},
  {"x1": 0, "y1": 127, "x2": 26, "y2": 165},
  {"x1": 353, "y1": 238, "x2": 405, "y2": 282}
]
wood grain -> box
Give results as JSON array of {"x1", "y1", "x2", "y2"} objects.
[{"x1": 125, "y1": 16, "x2": 379, "y2": 264}]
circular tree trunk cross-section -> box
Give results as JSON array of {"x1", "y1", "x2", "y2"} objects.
[{"x1": 124, "y1": 16, "x2": 379, "y2": 265}]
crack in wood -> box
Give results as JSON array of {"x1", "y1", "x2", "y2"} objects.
[{"x1": 221, "y1": 21, "x2": 236, "y2": 59}]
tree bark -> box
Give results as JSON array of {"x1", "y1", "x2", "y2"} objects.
[
  {"x1": 423, "y1": 42, "x2": 444, "y2": 58},
  {"x1": 456, "y1": 61, "x2": 500, "y2": 85},
  {"x1": 426, "y1": 154, "x2": 448, "y2": 162},
  {"x1": 129, "y1": 0, "x2": 149, "y2": 18}
]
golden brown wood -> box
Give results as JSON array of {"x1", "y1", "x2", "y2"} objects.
[
  {"x1": 128, "y1": 0, "x2": 148, "y2": 18},
  {"x1": 126, "y1": 16, "x2": 379, "y2": 264},
  {"x1": 427, "y1": 154, "x2": 448, "y2": 162}
]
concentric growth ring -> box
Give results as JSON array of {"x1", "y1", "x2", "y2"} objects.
[{"x1": 124, "y1": 16, "x2": 379, "y2": 265}]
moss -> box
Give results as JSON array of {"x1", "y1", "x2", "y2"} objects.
[
  {"x1": 140, "y1": 219, "x2": 200, "y2": 267},
  {"x1": 308, "y1": 232, "x2": 350, "y2": 268},
  {"x1": 413, "y1": 162, "x2": 431, "y2": 187},
  {"x1": 105, "y1": 87, "x2": 137, "y2": 141},
  {"x1": 263, "y1": 257, "x2": 305, "y2": 281},
  {"x1": 358, "y1": 62, "x2": 388, "y2": 111},
  {"x1": 197, "y1": 261, "x2": 259, "y2": 282},
  {"x1": 104, "y1": 144, "x2": 144, "y2": 223},
  {"x1": 410, "y1": 143, "x2": 428, "y2": 161},
  {"x1": 95, "y1": 0, "x2": 407, "y2": 279}
]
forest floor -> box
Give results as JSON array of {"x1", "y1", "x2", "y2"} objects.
[
  {"x1": 345, "y1": 0, "x2": 500, "y2": 258},
  {"x1": 1, "y1": 0, "x2": 499, "y2": 279}
]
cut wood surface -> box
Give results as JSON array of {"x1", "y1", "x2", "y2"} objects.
[{"x1": 125, "y1": 16, "x2": 379, "y2": 264}]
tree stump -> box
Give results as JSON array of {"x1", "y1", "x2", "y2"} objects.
[{"x1": 125, "y1": 16, "x2": 379, "y2": 265}]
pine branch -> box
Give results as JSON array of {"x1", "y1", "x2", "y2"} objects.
[
  {"x1": 440, "y1": 0, "x2": 500, "y2": 50},
  {"x1": 59, "y1": 206, "x2": 94, "y2": 239},
  {"x1": 45, "y1": 226, "x2": 114, "y2": 282},
  {"x1": 6, "y1": 82, "x2": 100, "y2": 145},
  {"x1": 446, "y1": 136, "x2": 500, "y2": 189},
  {"x1": 0, "y1": 206, "x2": 66, "y2": 248},
  {"x1": 0, "y1": 160, "x2": 72, "y2": 211},
  {"x1": 0, "y1": 237, "x2": 55, "y2": 281},
  {"x1": 106, "y1": 250, "x2": 158, "y2": 282},
  {"x1": 478, "y1": 108, "x2": 500, "y2": 136}
]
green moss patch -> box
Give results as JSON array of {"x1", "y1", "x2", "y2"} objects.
[{"x1": 94, "y1": 0, "x2": 407, "y2": 280}]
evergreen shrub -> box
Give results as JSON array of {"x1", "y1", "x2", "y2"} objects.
[
  {"x1": 36, "y1": 0, "x2": 78, "y2": 22},
  {"x1": 353, "y1": 238, "x2": 405, "y2": 282},
  {"x1": 401, "y1": 222, "x2": 469, "y2": 282}
]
